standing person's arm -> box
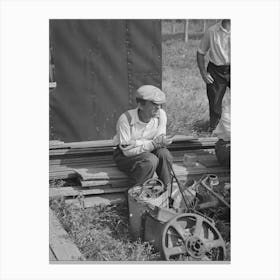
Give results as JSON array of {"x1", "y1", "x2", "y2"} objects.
[
  {"x1": 197, "y1": 27, "x2": 214, "y2": 84},
  {"x1": 197, "y1": 52, "x2": 214, "y2": 84}
]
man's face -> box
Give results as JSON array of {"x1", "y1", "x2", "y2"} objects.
[{"x1": 140, "y1": 100, "x2": 161, "y2": 118}]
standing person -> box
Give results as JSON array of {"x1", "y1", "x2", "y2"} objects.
[
  {"x1": 197, "y1": 19, "x2": 231, "y2": 132},
  {"x1": 113, "y1": 85, "x2": 173, "y2": 189},
  {"x1": 213, "y1": 88, "x2": 231, "y2": 167}
]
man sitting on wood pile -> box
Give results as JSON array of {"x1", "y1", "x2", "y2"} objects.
[{"x1": 113, "y1": 85, "x2": 173, "y2": 189}]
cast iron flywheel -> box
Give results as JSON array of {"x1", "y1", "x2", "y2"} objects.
[{"x1": 161, "y1": 213, "x2": 226, "y2": 261}]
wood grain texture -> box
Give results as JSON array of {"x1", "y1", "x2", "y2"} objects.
[
  {"x1": 49, "y1": 185, "x2": 129, "y2": 198},
  {"x1": 65, "y1": 193, "x2": 126, "y2": 208},
  {"x1": 49, "y1": 246, "x2": 57, "y2": 261},
  {"x1": 49, "y1": 209, "x2": 85, "y2": 261}
]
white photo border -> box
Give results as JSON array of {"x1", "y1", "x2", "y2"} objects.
[{"x1": 0, "y1": 0, "x2": 280, "y2": 279}]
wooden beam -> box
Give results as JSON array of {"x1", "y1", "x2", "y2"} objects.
[
  {"x1": 49, "y1": 185, "x2": 129, "y2": 198},
  {"x1": 49, "y1": 136, "x2": 218, "y2": 153},
  {"x1": 74, "y1": 163, "x2": 228, "y2": 182},
  {"x1": 49, "y1": 246, "x2": 57, "y2": 261},
  {"x1": 49, "y1": 148, "x2": 229, "y2": 182},
  {"x1": 80, "y1": 179, "x2": 133, "y2": 188},
  {"x1": 49, "y1": 209, "x2": 85, "y2": 261},
  {"x1": 184, "y1": 20, "x2": 189, "y2": 42},
  {"x1": 76, "y1": 167, "x2": 127, "y2": 181},
  {"x1": 65, "y1": 193, "x2": 126, "y2": 208}
]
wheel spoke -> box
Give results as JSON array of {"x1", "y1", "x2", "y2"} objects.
[
  {"x1": 193, "y1": 215, "x2": 204, "y2": 237},
  {"x1": 169, "y1": 221, "x2": 187, "y2": 241},
  {"x1": 164, "y1": 245, "x2": 187, "y2": 259},
  {"x1": 161, "y1": 213, "x2": 226, "y2": 261}
]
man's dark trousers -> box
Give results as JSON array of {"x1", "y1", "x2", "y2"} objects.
[
  {"x1": 113, "y1": 147, "x2": 173, "y2": 186},
  {"x1": 207, "y1": 61, "x2": 230, "y2": 130}
]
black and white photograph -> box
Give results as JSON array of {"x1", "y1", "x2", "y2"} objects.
[
  {"x1": 1, "y1": 0, "x2": 280, "y2": 279},
  {"x1": 49, "y1": 19, "x2": 231, "y2": 262}
]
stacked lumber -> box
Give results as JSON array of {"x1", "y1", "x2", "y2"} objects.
[
  {"x1": 50, "y1": 136, "x2": 217, "y2": 153},
  {"x1": 49, "y1": 136, "x2": 231, "y2": 208},
  {"x1": 49, "y1": 136, "x2": 218, "y2": 180}
]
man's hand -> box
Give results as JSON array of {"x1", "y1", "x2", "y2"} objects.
[
  {"x1": 152, "y1": 134, "x2": 173, "y2": 149},
  {"x1": 119, "y1": 140, "x2": 136, "y2": 151},
  {"x1": 202, "y1": 72, "x2": 214, "y2": 84},
  {"x1": 197, "y1": 52, "x2": 214, "y2": 84},
  {"x1": 164, "y1": 135, "x2": 173, "y2": 146}
]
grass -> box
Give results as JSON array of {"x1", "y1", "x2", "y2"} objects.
[
  {"x1": 50, "y1": 196, "x2": 160, "y2": 261},
  {"x1": 50, "y1": 194, "x2": 230, "y2": 261},
  {"x1": 161, "y1": 20, "x2": 220, "y2": 137},
  {"x1": 163, "y1": 36, "x2": 210, "y2": 137}
]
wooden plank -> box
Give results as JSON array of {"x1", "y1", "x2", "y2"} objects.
[
  {"x1": 197, "y1": 156, "x2": 221, "y2": 168},
  {"x1": 49, "y1": 173, "x2": 76, "y2": 180},
  {"x1": 49, "y1": 149, "x2": 214, "y2": 168},
  {"x1": 184, "y1": 19, "x2": 189, "y2": 42},
  {"x1": 49, "y1": 140, "x2": 64, "y2": 147},
  {"x1": 49, "y1": 165, "x2": 78, "y2": 173},
  {"x1": 49, "y1": 209, "x2": 85, "y2": 261},
  {"x1": 49, "y1": 161, "x2": 228, "y2": 182},
  {"x1": 49, "y1": 185, "x2": 129, "y2": 198},
  {"x1": 49, "y1": 169, "x2": 77, "y2": 180},
  {"x1": 76, "y1": 167, "x2": 127, "y2": 181},
  {"x1": 74, "y1": 162, "x2": 228, "y2": 182},
  {"x1": 80, "y1": 179, "x2": 133, "y2": 188},
  {"x1": 48, "y1": 136, "x2": 218, "y2": 151},
  {"x1": 50, "y1": 139, "x2": 115, "y2": 150},
  {"x1": 49, "y1": 137, "x2": 218, "y2": 157},
  {"x1": 65, "y1": 193, "x2": 126, "y2": 208},
  {"x1": 49, "y1": 139, "x2": 217, "y2": 155},
  {"x1": 49, "y1": 145, "x2": 224, "y2": 181},
  {"x1": 49, "y1": 156, "x2": 115, "y2": 166},
  {"x1": 49, "y1": 246, "x2": 57, "y2": 261},
  {"x1": 50, "y1": 148, "x2": 115, "y2": 156},
  {"x1": 172, "y1": 163, "x2": 229, "y2": 177}
]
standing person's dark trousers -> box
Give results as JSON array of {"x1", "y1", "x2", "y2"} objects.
[
  {"x1": 207, "y1": 62, "x2": 230, "y2": 131},
  {"x1": 113, "y1": 147, "x2": 173, "y2": 186}
]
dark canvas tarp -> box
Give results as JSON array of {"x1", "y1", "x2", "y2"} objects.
[{"x1": 49, "y1": 20, "x2": 162, "y2": 142}]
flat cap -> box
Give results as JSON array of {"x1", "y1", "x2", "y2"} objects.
[{"x1": 135, "y1": 85, "x2": 166, "y2": 104}]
